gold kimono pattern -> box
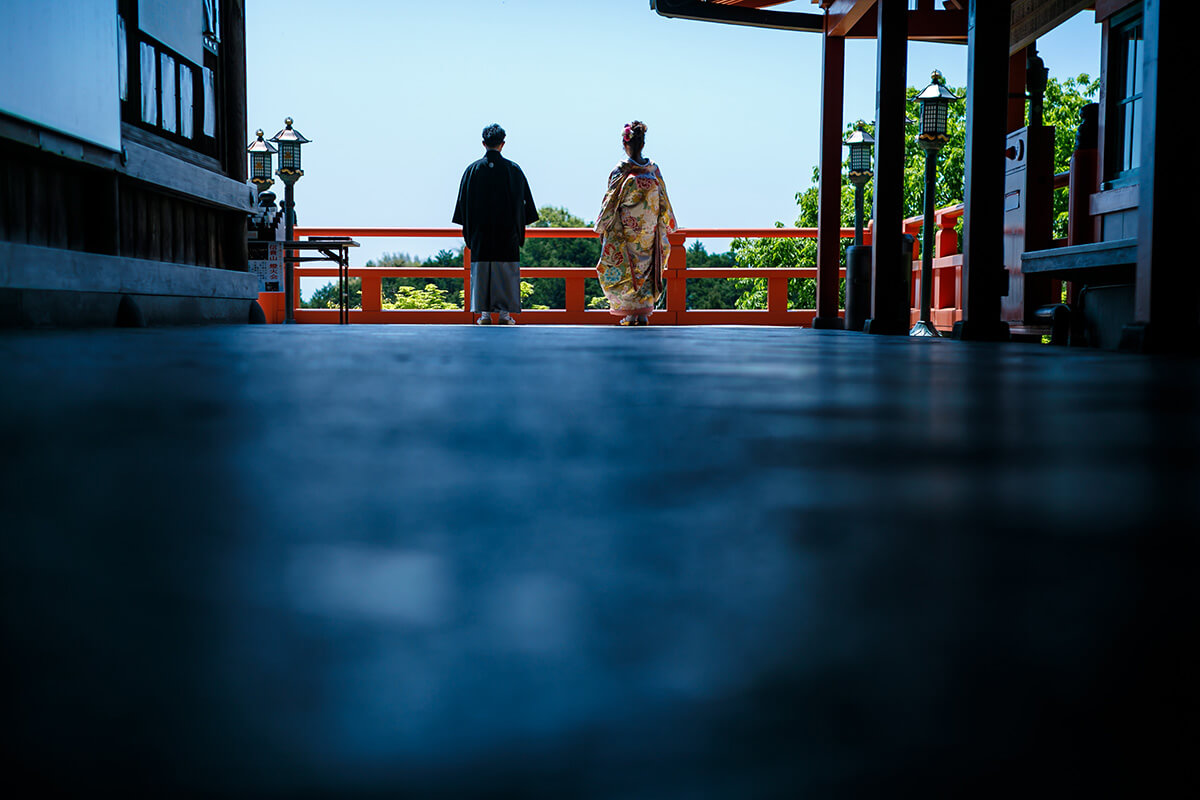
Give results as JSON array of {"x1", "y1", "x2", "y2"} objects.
[{"x1": 594, "y1": 159, "x2": 678, "y2": 315}]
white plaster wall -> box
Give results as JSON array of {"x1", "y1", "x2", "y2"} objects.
[{"x1": 0, "y1": 0, "x2": 122, "y2": 152}]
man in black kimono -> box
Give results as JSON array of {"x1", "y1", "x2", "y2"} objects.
[{"x1": 452, "y1": 124, "x2": 539, "y2": 325}]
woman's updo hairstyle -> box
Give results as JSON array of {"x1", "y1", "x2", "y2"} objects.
[{"x1": 622, "y1": 120, "x2": 648, "y2": 156}]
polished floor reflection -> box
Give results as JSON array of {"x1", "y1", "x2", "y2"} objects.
[{"x1": 2, "y1": 326, "x2": 1196, "y2": 796}]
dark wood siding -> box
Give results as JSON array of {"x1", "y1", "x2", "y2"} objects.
[{"x1": 2, "y1": 137, "x2": 245, "y2": 271}]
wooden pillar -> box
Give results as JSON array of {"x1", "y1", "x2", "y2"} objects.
[
  {"x1": 223, "y1": 0, "x2": 249, "y2": 271},
  {"x1": 954, "y1": 0, "x2": 1010, "y2": 341},
  {"x1": 1007, "y1": 49, "x2": 1026, "y2": 132},
  {"x1": 1122, "y1": 0, "x2": 1198, "y2": 352},
  {"x1": 813, "y1": 27, "x2": 845, "y2": 329},
  {"x1": 223, "y1": 0, "x2": 248, "y2": 185},
  {"x1": 865, "y1": 0, "x2": 908, "y2": 335}
]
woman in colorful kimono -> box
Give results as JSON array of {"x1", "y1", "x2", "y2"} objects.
[{"x1": 594, "y1": 121, "x2": 678, "y2": 326}]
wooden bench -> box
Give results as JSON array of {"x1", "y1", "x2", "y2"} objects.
[
  {"x1": 1021, "y1": 238, "x2": 1136, "y2": 282},
  {"x1": 1021, "y1": 238, "x2": 1136, "y2": 347}
]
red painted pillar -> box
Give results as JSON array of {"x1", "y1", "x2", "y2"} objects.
[{"x1": 813, "y1": 25, "x2": 846, "y2": 329}]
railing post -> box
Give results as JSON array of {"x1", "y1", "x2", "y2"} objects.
[
  {"x1": 566, "y1": 275, "x2": 585, "y2": 312},
  {"x1": 935, "y1": 209, "x2": 959, "y2": 318},
  {"x1": 935, "y1": 209, "x2": 958, "y2": 258},
  {"x1": 462, "y1": 247, "x2": 472, "y2": 313},
  {"x1": 768, "y1": 275, "x2": 789, "y2": 317},
  {"x1": 905, "y1": 219, "x2": 922, "y2": 311},
  {"x1": 292, "y1": 271, "x2": 301, "y2": 318},
  {"x1": 362, "y1": 274, "x2": 382, "y2": 313},
  {"x1": 666, "y1": 232, "x2": 687, "y2": 322}
]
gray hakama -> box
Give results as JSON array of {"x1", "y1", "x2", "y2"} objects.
[{"x1": 470, "y1": 261, "x2": 521, "y2": 313}]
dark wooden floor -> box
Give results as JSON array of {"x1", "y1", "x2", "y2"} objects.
[{"x1": 1, "y1": 326, "x2": 1196, "y2": 796}]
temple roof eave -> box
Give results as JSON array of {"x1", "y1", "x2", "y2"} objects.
[{"x1": 652, "y1": 1, "x2": 969, "y2": 43}]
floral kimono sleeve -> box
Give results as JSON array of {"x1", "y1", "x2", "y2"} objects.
[
  {"x1": 594, "y1": 168, "x2": 626, "y2": 235},
  {"x1": 655, "y1": 167, "x2": 678, "y2": 234}
]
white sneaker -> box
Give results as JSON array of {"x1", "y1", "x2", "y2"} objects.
[
  {"x1": 497, "y1": 312, "x2": 516, "y2": 325},
  {"x1": 476, "y1": 313, "x2": 492, "y2": 325}
]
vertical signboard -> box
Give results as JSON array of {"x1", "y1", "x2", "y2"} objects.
[{"x1": 249, "y1": 243, "x2": 284, "y2": 293}]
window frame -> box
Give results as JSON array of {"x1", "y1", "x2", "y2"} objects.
[
  {"x1": 118, "y1": 1, "x2": 221, "y2": 162},
  {"x1": 1103, "y1": 5, "x2": 1144, "y2": 187}
]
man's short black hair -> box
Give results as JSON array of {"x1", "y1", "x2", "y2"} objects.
[{"x1": 482, "y1": 124, "x2": 506, "y2": 146}]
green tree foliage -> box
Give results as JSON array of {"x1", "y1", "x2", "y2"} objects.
[
  {"x1": 302, "y1": 249, "x2": 463, "y2": 310},
  {"x1": 382, "y1": 283, "x2": 461, "y2": 309},
  {"x1": 520, "y1": 206, "x2": 603, "y2": 309},
  {"x1": 683, "y1": 242, "x2": 740, "y2": 309},
  {"x1": 374, "y1": 251, "x2": 463, "y2": 309},
  {"x1": 731, "y1": 74, "x2": 1097, "y2": 308},
  {"x1": 305, "y1": 277, "x2": 362, "y2": 309}
]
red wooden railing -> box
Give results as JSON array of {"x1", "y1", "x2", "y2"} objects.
[
  {"x1": 905, "y1": 204, "x2": 964, "y2": 333},
  {"x1": 270, "y1": 226, "x2": 859, "y2": 325},
  {"x1": 257, "y1": 213, "x2": 964, "y2": 327}
]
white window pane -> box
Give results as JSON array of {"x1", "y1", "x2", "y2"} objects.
[
  {"x1": 179, "y1": 64, "x2": 193, "y2": 139},
  {"x1": 1129, "y1": 100, "x2": 1141, "y2": 171},
  {"x1": 140, "y1": 42, "x2": 156, "y2": 125},
  {"x1": 118, "y1": 16, "x2": 127, "y2": 102},
  {"x1": 202, "y1": 66, "x2": 216, "y2": 138},
  {"x1": 160, "y1": 52, "x2": 176, "y2": 133},
  {"x1": 203, "y1": 0, "x2": 220, "y2": 41}
]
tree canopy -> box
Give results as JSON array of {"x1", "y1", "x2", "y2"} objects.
[{"x1": 730, "y1": 73, "x2": 1098, "y2": 309}]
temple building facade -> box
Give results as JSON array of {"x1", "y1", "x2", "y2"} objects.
[{"x1": 1, "y1": 0, "x2": 256, "y2": 326}]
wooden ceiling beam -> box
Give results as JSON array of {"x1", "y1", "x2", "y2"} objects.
[
  {"x1": 824, "y1": 1, "x2": 967, "y2": 41},
  {"x1": 825, "y1": 0, "x2": 876, "y2": 37}
]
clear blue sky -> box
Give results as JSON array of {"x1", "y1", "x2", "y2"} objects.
[{"x1": 246, "y1": 0, "x2": 1099, "y2": 273}]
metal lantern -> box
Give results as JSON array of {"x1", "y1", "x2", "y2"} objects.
[
  {"x1": 915, "y1": 70, "x2": 959, "y2": 150},
  {"x1": 843, "y1": 121, "x2": 875, "y2": 251},
  {"x1": 910, "y1": 70, "x2": 960, "y2": 338},
  {"x1": 270, "y1": 117, "x2": 310, "y2": 182},
  {"x1": 266, "y1": 116, "x2": 310, "y2": 325},
  {"x1": 246, "y1": 129, "x2": 277, "y2": 193},
  {"x1": 843, "y1": 120, "x2": 875, "y2": 183}
]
